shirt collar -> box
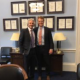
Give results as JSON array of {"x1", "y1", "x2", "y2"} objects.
[
  {"x1": 39, "y1": 26, "x2": 44, "y2": 29},
  {"x1": 28, "y1": 27, "x2": 33, "y2": 31}
]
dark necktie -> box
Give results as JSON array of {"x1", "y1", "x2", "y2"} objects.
[{"x1": 30, "y1": 30, "x2": 35, "y2": 48}]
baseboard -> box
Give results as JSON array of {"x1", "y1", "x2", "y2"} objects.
[
  {"x1": 35, "y1": 63, "x2": 77, "y2": 72},
  {"x1": 63, "y1": 63, "x2": 77, "y2": 72}
]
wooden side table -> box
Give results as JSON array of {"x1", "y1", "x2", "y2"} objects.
[
  {"x1": 50, "y1": 53, "x2": 64, "y2": 75},
  {"x1": 10, "y1": 52, "x2": 64, "y2": 75},
  {"x1": 10, "y1": 52, "x2": 24, "y2": 68}
]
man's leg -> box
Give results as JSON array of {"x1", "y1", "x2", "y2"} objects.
[
  {"x1": 24, "y1": 55, "x2": 30, "y2": 76},
  {"x1": 36, "y1": 46, "x2": 43, "y2": 80},
  {"x1": 43, "y1": 53, "x2": 50, "y2": 80},
  {"x1": 29, "y1": 48, "x2": 36, "y2": 79}
]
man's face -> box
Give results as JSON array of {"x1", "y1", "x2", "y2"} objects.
[
  {"x1": 28, "y1": 20, "x2": 34, "y2": 29},
  {"x1": 38, "y1": 18, "x2": 44, "y2": 27}
]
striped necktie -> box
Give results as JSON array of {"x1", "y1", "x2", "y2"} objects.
[{"x1": 30, "y1": 30, "x2": 35, "y2": 48}]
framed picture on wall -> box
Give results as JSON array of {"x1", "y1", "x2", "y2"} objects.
[
  {"x1": 37, "y1": 16, "x2": 55, "y2": 31},
  {"x1": 47, "y1": 0, "x2": 64, "y2": 14},
  {"x1": 28, "y1": 1, "x2": 45, "y2": 15},
  {"x1": 11, "y1": 1, "x2": 27, "y2": 15},
  {"x1": 20, "y1": 17, "x2": 36, "y2": 30},
  {"x1": 57, "y1": 16, "x2": 74, "y2": 30},
  {"x1": 3, "y1": 18, "x2": 18, "y2": 31}
]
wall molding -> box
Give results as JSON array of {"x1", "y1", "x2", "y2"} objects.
[
  {"x1": 54, "y1": 49, "x2": 76, "y2": 53},
  {"x1": 35, "y1": 62, "x2": 77, "y2": 72},
  {"x1": 0, "y1": 48, "x2": 76, "y2": 53},
  {"x1": 63, "y1": 63, "x2": 77, "y2": 72},
  {"x1": 61, "y1": 49, "x2": 76, "y2": 52}
]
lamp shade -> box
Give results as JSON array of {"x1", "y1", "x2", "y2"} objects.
[
  {"x1": 10, "y1": 33, "x2": 20, "y2": 41},
  {"x1": 53, "y1": 33, "x2": 66, "y2": 41}
]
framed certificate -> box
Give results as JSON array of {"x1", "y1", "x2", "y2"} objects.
[
  {"x1": 28, "y1": 1, "x2": 45, "y2": 15},
  {"x1": 57, "y1": 16, "x2": 74, "y2": 30},
  {"x1": 37, "y1": 16, "x2": 55, "y2": 31},
  {"x1": 20, "y1": 17, "x2": 36, "y2": 30},
  {"x1": 11, "y1": 1, "x2": 27, "y2": 15},
  {"x1": 47, "y1": 0, "x2": 64, "y2": 14},
  {"x1": 3, "y1": 18, "x2": 18, "y2": 31}
]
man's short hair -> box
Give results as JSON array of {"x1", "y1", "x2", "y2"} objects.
[
  {"x1": 38, "y1": 16, "x2": 44, "y2": 20},
  {"x1": 27, "y1": 18, "x2": 35, "y2": 25}
]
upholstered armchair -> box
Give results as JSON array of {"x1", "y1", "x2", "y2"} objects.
[
  {"x1": 0, "y1": 64, "x2": 28, "y2": 80},
  {"x1": 77, "y1": 63, "x2": 80, "y2": 80}
]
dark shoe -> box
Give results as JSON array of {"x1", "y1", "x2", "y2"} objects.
[
  {"x1": 46, "y1": 76, "x2": 50, "y2": 80},
  {"x1": 38, "y1": 76, "x2": 41, "y2": 80}
]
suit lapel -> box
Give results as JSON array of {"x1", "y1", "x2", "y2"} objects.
[
  {"x1": 35, "y1": 27, "x2": 38, "y2": 45},
  {"x1": 44, "y1": 27, "x2": 46, "y2": 43},
  {"x1": 26, "y1": 28, "x2": 31, "y2": 40},
  {"x1": 36, "y1": 27, "x2": 38, "y2": 34}
]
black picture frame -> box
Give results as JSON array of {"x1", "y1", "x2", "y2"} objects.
[
  {"x1": 20, "y1": 17, "x2": 36, "y2": 30},
  {"x1": 28, "y1": 1, "x2": 45, "y2": 15},
  {"x1": 3, "y1": 18, "x2": 18, "y2": 31},
  {"x1": 11, "y1": 1, "x2": 27, "y2": 15},
  {"x1": 37, "y1": 16, "x2": 55, "y2": 31},
  {"x1": 47, "y1": 0, "x2": 64, "y2": 14},
  {"x1": 57, "y1": 16, "x2": 74, "y2": 30}
]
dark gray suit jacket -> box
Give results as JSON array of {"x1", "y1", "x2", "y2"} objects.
[{"x1": 19, "y1": 28, "x2": 31, "y2": 55}]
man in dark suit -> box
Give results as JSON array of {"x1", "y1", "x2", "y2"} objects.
[
  {"x1": 34, "y1": 16, "x2": 54, "y2": 80},
  {"x1": 19, "y1": 18, "x2": 36, "y2": 80}
]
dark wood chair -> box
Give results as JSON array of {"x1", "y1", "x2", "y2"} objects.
[{"x1": 0, "y1": 47, "x2": 12, "y2": 64}]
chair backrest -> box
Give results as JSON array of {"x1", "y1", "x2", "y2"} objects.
[
  {"x1": 0, "y1": 64, "x2": 28, "y2": 80},
  {"x1": 77, "y1": 63, "x2": 80, "y2": 80},
  {"x1": 1, "y1": 47, "x2": 12, "y2": 57}
]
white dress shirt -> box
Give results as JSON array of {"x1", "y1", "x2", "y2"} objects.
[{"x1": 37, "y1": 26, "x2": 44, "y2": 45}]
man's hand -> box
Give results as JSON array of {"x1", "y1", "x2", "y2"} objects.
[{"x1": 49, "y1": 49, "x2": 53, "y2": 55}]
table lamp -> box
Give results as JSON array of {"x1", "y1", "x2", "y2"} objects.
[
  {"x1": 10, "y1": 33, "x2": 20, "y2": 52},
  {"x1": 53, "y1": 33, "x2": 66, "y2": 54}
]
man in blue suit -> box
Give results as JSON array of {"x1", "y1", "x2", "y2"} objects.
[{"x1": 34, "y1": 16, "x2": 54, "y2": 80}]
